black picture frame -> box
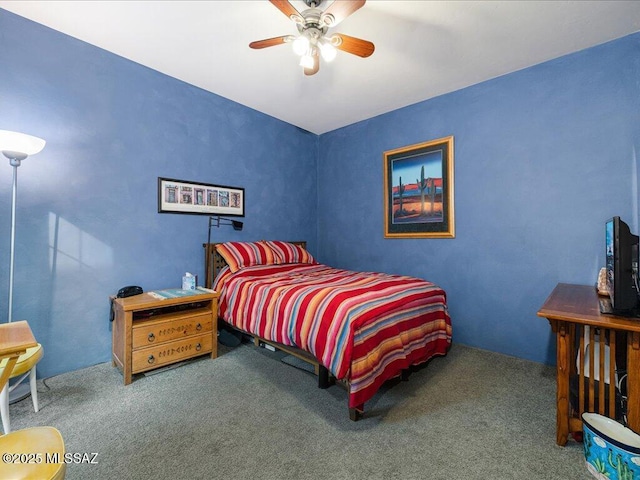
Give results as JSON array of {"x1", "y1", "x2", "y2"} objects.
[{"x1": 158, "y1": 177, "x2": 244, "y2": 217}]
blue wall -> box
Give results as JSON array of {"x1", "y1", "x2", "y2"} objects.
[
  {"x1": 1, "y1": 8, "x2": 639, "y2": 378},
  {"x1": 317, "y1": 33, "x2": 640, "y2": 365},
  {"x1": 0, "y1": 10, "x2": 318, "y2": 378}
]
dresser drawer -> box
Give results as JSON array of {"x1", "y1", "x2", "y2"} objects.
[
  {"x1": 132, "y1": 313, "x2": 212, "y2": 349},
  {"x1": 132, "y1": 334, "x2": 213, "y2": 373}
]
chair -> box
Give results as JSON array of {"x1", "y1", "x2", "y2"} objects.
[
  {"x1": 0, "y1": 322, "x2": 65, "y2": 479},
  {"x1": 0, "y1": 343, "x2": 43, "y2": 433},
  {"x1": 0, "y1": 426, "x2": 66, "y2": 479}
]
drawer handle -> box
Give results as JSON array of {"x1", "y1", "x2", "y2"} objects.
[
  {"x1": 147, "y1": 333, "x2": 155, "y2": 342},
  {"x1": 196, "y1": 323, "x2": 202, "y2": 331},
  {"x1": 195, "y1": 343, "x2": 202, "y2": 351},
  {"x1": 147, "y1": 355, "x2": 155, "y2": 364}
]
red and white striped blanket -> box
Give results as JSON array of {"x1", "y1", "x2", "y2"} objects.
[{"x1": 214, "y1": 263, "x2": 452, "y2": 408}]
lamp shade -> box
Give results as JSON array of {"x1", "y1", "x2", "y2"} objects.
[
  {"x1": 320, "y1": 41, "x2": 337, "y2": 62},
  {"x1": 292, "y1": 35, "x2": 310, "y2": 56},
  {"x1": 0, "y1": 130, "x2": 46, "y2": 157}
]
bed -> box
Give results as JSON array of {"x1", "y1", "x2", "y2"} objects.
[{"x1": 204, "y1": 240, "x2": 452, "y2": 420}]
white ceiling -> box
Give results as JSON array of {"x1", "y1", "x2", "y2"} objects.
[{"x1": 2, "y1": 1, "x2": 640, "y2": 134}]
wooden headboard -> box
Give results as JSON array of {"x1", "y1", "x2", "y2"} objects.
[{"x1": 203, "y1": 241, "x2": 307, "y2": 289}]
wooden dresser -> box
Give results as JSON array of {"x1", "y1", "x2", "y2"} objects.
[{"x1": 112, "y1": 289, "x2": 219, "y2": 384}]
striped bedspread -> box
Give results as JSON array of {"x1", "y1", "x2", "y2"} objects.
[{"x1": 214, "y1": 263, "x2": 452, "y2": 408}]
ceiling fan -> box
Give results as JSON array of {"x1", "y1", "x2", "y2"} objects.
[{"x1": 249, "y1": 0, "x2": 375, "y2": 76}]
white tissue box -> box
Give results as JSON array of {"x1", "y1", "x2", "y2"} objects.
[{"x1": 182, "y1": 274, "x2": 196, "y2": 290}]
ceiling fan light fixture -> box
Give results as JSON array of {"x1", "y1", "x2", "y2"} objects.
[
  {"x1": 319, "y1": 41, "x2": 337, "y2": 62},
  {"x1": 250, "y1": 0, "x2": 374, "y2": 75},
  {"x1": 299, "y1": 53, "x2": 315, "y2": 69},
  {"x1": 292, "y1": 35, "x2": 310, "y2": 56}
]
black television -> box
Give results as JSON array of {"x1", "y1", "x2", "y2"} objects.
[{"x1": 605, "y1": 216, "x2": 639, "y2": 314}]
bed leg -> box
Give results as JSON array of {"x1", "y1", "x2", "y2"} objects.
[
  {"x1": 401, "y1": 368, "x2": 411, "y2": 381},
  {"x1": 318, "y1": 365, "x2": 332, "y2": 389},
  {"x1": 349, "y1": 404, "x2": 364, "y2": 421}
]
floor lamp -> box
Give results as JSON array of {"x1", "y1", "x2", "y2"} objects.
[
  {"x1": 0, "y1": 130, "x2": 46, "y2": 403},
  {"x1": 0, "y1": 130, "x2": 46, "y2": 323}
]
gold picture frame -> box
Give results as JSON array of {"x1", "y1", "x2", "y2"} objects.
[{"x1": 383, "y1": 136, "x2": 455, "y2": 238}]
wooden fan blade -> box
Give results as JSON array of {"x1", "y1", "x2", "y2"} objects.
[
  {"x1": 304, "y1": 51, "x2": 319, "y2": 76},
  {"x1": 332, "y1": 33, "x2": 375, "y2": 58},
  {"x1": 269, "y1": 0, "x2": 301, "y2": 20},
  {"x1": 249, "y1": 36, "x2": 290, "y2": 49},
  {"x1": 320, "y1": 0, "x2": 366, "y2": 27}
]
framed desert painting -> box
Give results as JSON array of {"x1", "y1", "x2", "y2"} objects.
[{"x1": 383, "y1": 136, "x2": 455, "y2": 238}]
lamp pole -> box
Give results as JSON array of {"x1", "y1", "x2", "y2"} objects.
[{"x1": 7, "y1": 156, "x2": 23, "y2": 323}]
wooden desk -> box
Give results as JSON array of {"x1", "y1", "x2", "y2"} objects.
[
  {"x1": 538, "y1": 283, "x2": 640, "y2": 445},
  {"x1": 0, "y1": 321, "x2": 38, "y2": 393}
]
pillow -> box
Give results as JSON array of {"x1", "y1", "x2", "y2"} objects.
[
  {"x1": 265, "y1": 241, "x2": 317, "y2": 265},
  {"x1": 215, "y1": 241, "x2": 276, "y2": 273}
]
